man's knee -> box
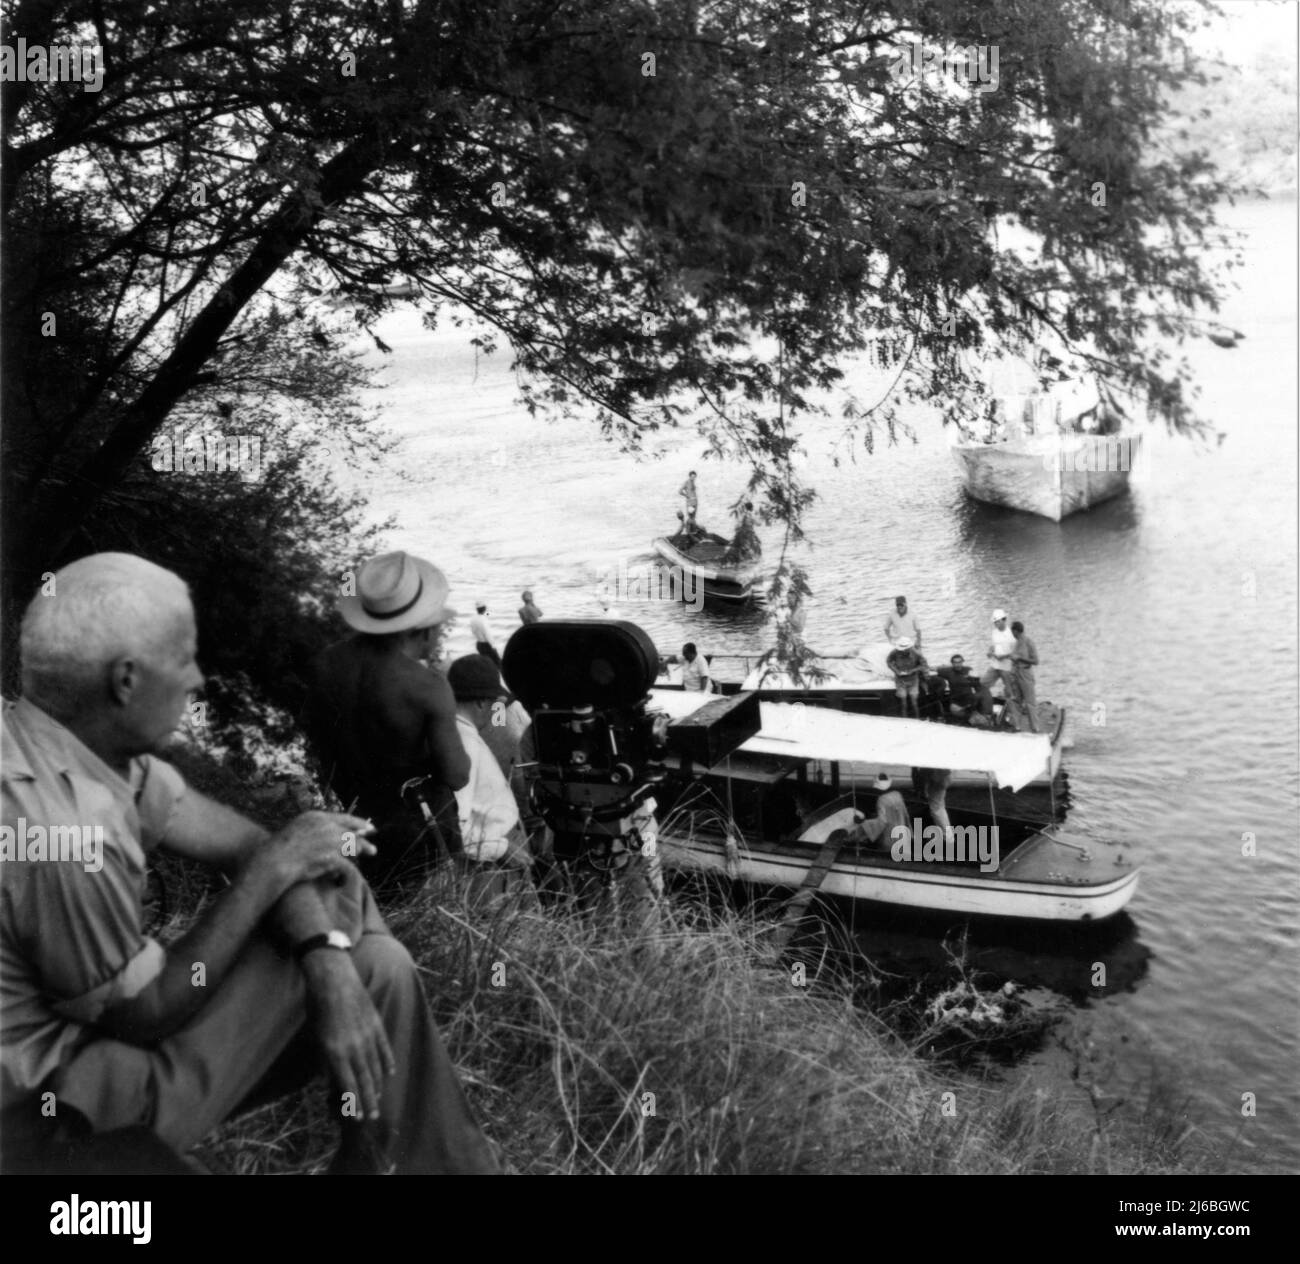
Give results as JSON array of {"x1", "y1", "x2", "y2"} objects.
[{"x1": 350, "y1": 932, "x2": 421, "y2": 1003}]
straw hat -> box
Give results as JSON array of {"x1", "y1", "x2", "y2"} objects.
[
  {"x1": 339, "y1": 551, "x2": 455, "y2": 633},
  {"x1": 873, "y1": 773, "x2": 893, "y2": 791}
]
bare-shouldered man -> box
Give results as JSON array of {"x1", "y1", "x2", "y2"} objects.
[{"x1": 306, "y1": 552, "x2": 470, "y2": 892}]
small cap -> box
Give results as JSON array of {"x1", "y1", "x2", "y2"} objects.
[
  {"x1": 991, "y1": 608, "x2": 1008, "y2": 621},
  {"x1": 895, "y1": 637, "x2": 914, "y2": 651},
  {"x1": 448, "y1": 653, "x2": 504, "y2": 701}
]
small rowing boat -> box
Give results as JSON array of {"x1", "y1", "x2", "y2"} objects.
[{"x1": 651, "y1": 529, "x2": 764, "y2": 604}]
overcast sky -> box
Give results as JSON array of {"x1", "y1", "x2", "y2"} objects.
[{"x1": 1190, "y1": 0, "x2": 1297, "y2": 66}]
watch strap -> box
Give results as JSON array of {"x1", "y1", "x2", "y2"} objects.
[{"x1": 293, "y1": 931, "x2": 351, "y2": 962}]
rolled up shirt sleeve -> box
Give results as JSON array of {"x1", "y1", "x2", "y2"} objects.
[
  {"x1": 135, "y1": 755, "x2": 188, "y2": 850},
  {"x1": 16, "y1": 833, "x2": 166, "y2": 1028},
  {"x1": 52, "y1": 937, "x2": 165, "y2": 1025}
]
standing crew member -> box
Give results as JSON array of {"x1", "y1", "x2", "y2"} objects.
[
  {"x1": 469, "y1": 602, "x2": 500, "y2": 666},
  {"x1": 981, "y1": 609, "x2": 1017, "y2": 722},
  {"x1": 886, "y1": 637, "x2": 928, "y2": 720},
  {"x1": 518, "y1": 590, "x2": 543, "y2": 626},
  {"x1": 884, "y1": 595, "x2": 921, "y2": 652},
  {"x1": 679, "y1": 471, "x2": 699, "y2": 533},
  {"x1": 1010, "y1": 620, "x2": 1041, "y2": 733}
]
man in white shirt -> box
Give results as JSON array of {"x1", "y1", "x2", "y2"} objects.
[
  {"x1": 469, "y1": 602, "x2": 500, "y2": 666},
  {"x1": 680, "y1": 642, "x2": 711, "y2": 692},
  {"x1": 448, "y1": 656, "x2": 534, "y2": 890},
  {"x1": 981, "y1": 609, "x2": 1017, "y2": 719}
]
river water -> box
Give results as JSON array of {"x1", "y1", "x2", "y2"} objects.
[{"x1": 346, "y1": 197, "x2": 1298, "y2": 1174}]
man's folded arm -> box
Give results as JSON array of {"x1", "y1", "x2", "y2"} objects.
[{"x1": 97, "y1": 789, "x2": 371, "y2": 1042}]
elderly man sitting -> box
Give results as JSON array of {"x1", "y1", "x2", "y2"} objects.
[{"x1": 0, "y1": 554, "x2": 497, "y2": 1174}]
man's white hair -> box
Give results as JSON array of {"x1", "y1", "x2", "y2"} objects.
[{"x1": 21, "y1": 553, "x2": 193, "y2": 716}]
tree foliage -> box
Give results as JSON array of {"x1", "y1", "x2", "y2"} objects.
[{"x1": 3, "y1": 0, "x2": 1238, "y2": 629}]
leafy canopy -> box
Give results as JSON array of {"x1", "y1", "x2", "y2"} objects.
[{"x1": 3, "y1": 0, "x2": 1236, "y2": 595}]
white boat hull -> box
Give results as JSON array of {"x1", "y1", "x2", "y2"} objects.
[
  {"x1": 651, "y1": 536, "x2": 763, "y2": 602},
  {"x1": 659, "y1": 805, "x2": 1139, "y2": 923},
  {"x1": 951, "y1": 433, "x2": 1144, "y2": 520}
]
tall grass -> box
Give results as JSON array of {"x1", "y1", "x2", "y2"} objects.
[
  {"x1": 167, "y1": 739, "x2": 1213, "y2": 1175},
  {"x1": 192, "y1": 875, "x2": 1209, "y2": 1175}
]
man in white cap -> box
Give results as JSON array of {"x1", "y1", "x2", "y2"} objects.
[
  {"x1": 848, "y1": 773, "x2": 912, "y2": 853},
  {"x1": 885, "y1": 636, "x2": 928, "y2": 719},
  {"x1": 981, "y1": 609, "x2": 1018, "y2": 723},
  {"x1": 469, "y1": 602, "x2": 500, "y2": 666},
  {"x1": 305, "y1": 551, "x2": 470, "y2": 891},
  {"x1": 1, "y1": 553, "x2": 497, "y2": 1174}
]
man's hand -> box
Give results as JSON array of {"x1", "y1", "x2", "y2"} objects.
[
  {"x1": 303, "y1": 950, "x2": 395, "y2": 1121},
  {"x1": 250, "y1": 811, "x2": 376, "y2": 895}
]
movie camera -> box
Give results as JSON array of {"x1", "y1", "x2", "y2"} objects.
[{"x1": 501, "y1": 621, "x2": 759, "y2": 875}]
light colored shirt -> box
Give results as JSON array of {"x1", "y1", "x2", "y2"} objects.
[
  {"x1": 989, "y1": 625, "x2": 1017, "y2": 664},
  {"x1": 469, "y1": 614, "x2": 494, "y2": 647},
  {"x1": 454, "y1": 715, "x2": 519, "y2": 864},
  {"x1": 1, "y1": 699, "x2": 187, "y2": 1104},
  {"x1": 884, "y1": 609, "x2": 920, "y2": 646},
  {"x1": 886, "y1": 648, "x2": 927, "y2": 685},
  {"x1": 861, "y1": 790, "x2": 911, "y2": 847},
  {"x1": 681, "y1": 657, "x2": 711, "y2": 691}
]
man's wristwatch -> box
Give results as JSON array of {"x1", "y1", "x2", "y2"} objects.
[{"x1": 293, "y1": 929, "x2": 354, "y2": 962}]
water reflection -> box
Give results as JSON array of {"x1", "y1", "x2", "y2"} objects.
[{"x1": 839, "y1": 905, "x2": 1152, "y2": 1003}]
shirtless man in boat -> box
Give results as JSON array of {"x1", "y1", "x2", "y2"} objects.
[{"x1": 679, "y1": 471, "x2": 699, "y2": 534}]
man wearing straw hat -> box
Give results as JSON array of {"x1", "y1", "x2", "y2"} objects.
[{"x1": 306, "y1": 551, "x2": 470, "y2": 891}]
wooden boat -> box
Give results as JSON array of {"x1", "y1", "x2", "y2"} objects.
[
  {"x1": 950, "y1": 430, "x2": 1145, "y2": 521},
  {"x1": 651, "y1": 529, "x2": 764, "y2": 603},
  {"x1": 650, "y1": 690, "x2": 1137, "y2": 922}
]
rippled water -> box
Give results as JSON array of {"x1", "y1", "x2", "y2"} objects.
[{"x1": 349, "y1": 198, "x2": 1298, "y2": 1173}]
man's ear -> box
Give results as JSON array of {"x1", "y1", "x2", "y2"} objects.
[{"x1": 107, "y1": 656, "x2": 139, "y2": 706}]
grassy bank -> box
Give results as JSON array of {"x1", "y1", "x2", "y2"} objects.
[{"x1": 161, "y1": 742, "x2": 1211, "y2": 1176}]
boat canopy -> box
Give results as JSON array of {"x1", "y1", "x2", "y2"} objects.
[{"x1": 649, "y1": 689, "x2": 1053, "y2": 792}]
